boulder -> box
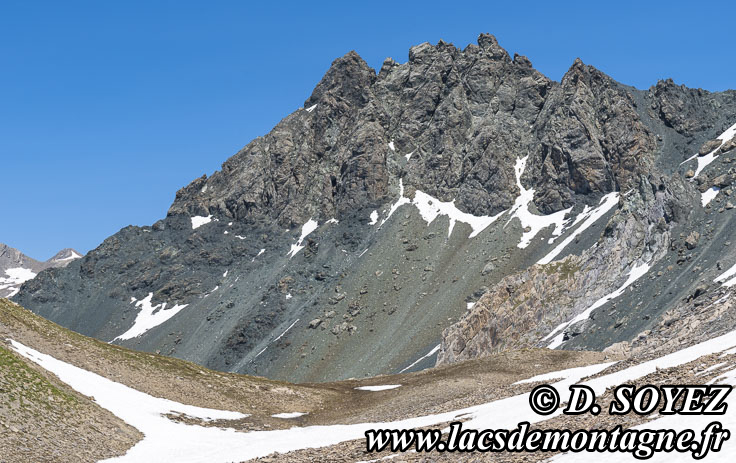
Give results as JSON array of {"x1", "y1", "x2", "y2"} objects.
[
  {"x1": 685, "y1": 231, "x2": 700, "y2": 250},
  {"x1": 699, "y1": 139, "x2": 722, "y2": 156}
]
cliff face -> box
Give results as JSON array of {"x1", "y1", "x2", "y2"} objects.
[{"x1": 14, "y1": 34, "x2": 736, "y2": 382}]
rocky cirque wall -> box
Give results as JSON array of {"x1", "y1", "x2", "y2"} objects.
[{"x1": 13, "y1": 34, "x2": 736, "y2": 382}]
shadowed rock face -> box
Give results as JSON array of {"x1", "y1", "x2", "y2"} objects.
[{"x1": 13, "y1": 34, "x2": 736, "y2": 382}]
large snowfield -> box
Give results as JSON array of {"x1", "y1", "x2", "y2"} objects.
[
  {"x1": 10, "y1": 324, "x2": 736, "y2": 462},
  {"x1": 0, "y1": 267, "x2": 37, "y2": 298}
]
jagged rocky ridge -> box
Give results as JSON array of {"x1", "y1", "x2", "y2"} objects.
[{"x1": 13, "y1": 34, "x2": 736, "y2": 382}]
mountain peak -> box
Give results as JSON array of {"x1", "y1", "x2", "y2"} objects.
[
  {"x1": 49, "y1": 248, "x2": 83, "y2": 263},
  {"x1": 303, "y1": 50, "x2": 376, "y2": 109},
  {"x1": 477, "y1": 32, "x2": 509, "y2": 60},
  {"x1": 1, "y1": 244, "x2": 82, "y2": 298}
]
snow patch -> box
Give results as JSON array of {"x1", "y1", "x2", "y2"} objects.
[
  {"x1": 54, "y1": 250, "x2": 83, "y2": 262},
  {"x1": 0, "y1": 267, "x2": 38, "y2": 297},
  {"x1": 15, "y1": 327, "x2": 736, "y2": 462},
  {"x1": 380, "y1": 180, "x2": 411, "y2": 226},
  {"x1": 305, "y1": 104, "x2": 317, "y2": 113},
  {"x1": 190, "y1": 215, "x2": 212, "y2": 230},
  {"x1": 114, "y1": 294, "x2": 188, "y2": 341},
  {"x1": 381, "y1": 179, "x2": 504, "y2": 238},
  {"x1": 355, "y1": 385, "x2": 401, "y2": 392},
  {"x1": 272, "y1": 412, "x2": 307, "y2": 419},
  {"x1": 506, "y1": 156, "x2": 572, "y2": 248},
  {"x1": 287, "y1": 219, "x2": 319, "y2": 258},
  {"x1": 545, "y1": 262, "x2": 651, "y2": 349},
  {"x1": 368, "y1": 210, "x2": 379, "y2": 226},
  {"x1": 234, "y1": 235, "x2": 246, "y2": 240},
  {"x1": 252, "y1": 249, "x2": 265, "y2": 262},
  {"x1": 715, "y1": 262, "x2": 736, "y2": 287},
  {"x1": 203, "y1": 286, "x2": 219, "y2": 298},
  {"x1": 685, "y1": 122, "x2": 736, "y2": 178},
  {"x1": 412, "y1": 190, "x2": 504, "y2": 238},
  {"x1": 388, "y1": 141, "x2": 395, "y2": 151},
  {"x1": 538, "y1": 192, "x2": 620, "y2": 265},
  {"x1": 405, "y1": 151, "x2": 414, "y2": 161},
  {"x1": 550, "y1": 332, "x2": 736, "y2": 462},
  {"x1": 1, "y1": 267, "x2": 36, "y2": 285},
  {"x1": 326, "y1": 218, "x2": 339, "y2": 224},
  {"x1": 701, "y1": 186, "x2": 720, "y2": 206}
]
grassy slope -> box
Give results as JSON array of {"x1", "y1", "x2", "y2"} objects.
[{"x1": 0, "y1": 335, "x2": 141, "y2": 462}]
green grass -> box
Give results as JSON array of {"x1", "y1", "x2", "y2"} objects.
[
  {"x1": 0, "y1": 298, "x2": 305, "y2": 397},
  {"x1": 0, "y1": 344, "x2": 77, "y2": 412}
]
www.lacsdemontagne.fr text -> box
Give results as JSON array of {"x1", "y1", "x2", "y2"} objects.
[{"x1": 365, "y1": 421, "x2": 729, "y2": 459}]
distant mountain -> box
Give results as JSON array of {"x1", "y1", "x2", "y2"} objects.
[
  {"x1": 0, "y1": 244, "x2": 82, "y2": 298},
  {"x1": 14, "y1": 33, "x2": 736, "y2": 384}
]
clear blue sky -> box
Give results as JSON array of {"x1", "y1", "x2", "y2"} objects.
[{"x1": 2, "y1": 0, "x2": 734, "y2": 260}]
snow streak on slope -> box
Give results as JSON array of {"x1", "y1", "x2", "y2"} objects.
[
  {"x1": 399, "y1": 344, "x2": 441, "y2": 373},
  {"x1": 381, "y1": 179, "x2": 504, "y2": 238},
  {"x1": 114, "y1": 294, "x2": 188, "y2": 341},
  {"x1": 380, "y1": 180, "x2": 411, "y2": 226},
  {"x1": 550, "y1": 341, "x2": 736, "y2": 462},
  {"x1": 682, "y1": 121, "x2": 736, "y2": 178},
  {"x1": 287, "y1": 219, "x2": 319, "y2": 258},
  {"x1": 13, "y1": 327, "x2": 736, "y2": 462},
  {"x1": 545, "y1": 262, "x2": 651, "y2": 349},
  {"x1": 0, "y1": 267, "x2": 37, "y2": 298},
  {"x1": 506, "y1": 156, "x2": 572, "y2": 248},
  {"x1": 239, "y1": 319, "x2": 301, "y2": 366},
  {"x1": 715, "y1": 263, "x2": 736, "y2": 287},
  {"x1": 273, "y1": 319, "x2": 299, "y2": 343},
  {"x1": 538, "y1": 192, "x2": 620, "y2": 265}
]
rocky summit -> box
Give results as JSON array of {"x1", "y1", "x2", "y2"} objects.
[{"x1": 12, "y1": 34, "x2": 736, "y2": 384}]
